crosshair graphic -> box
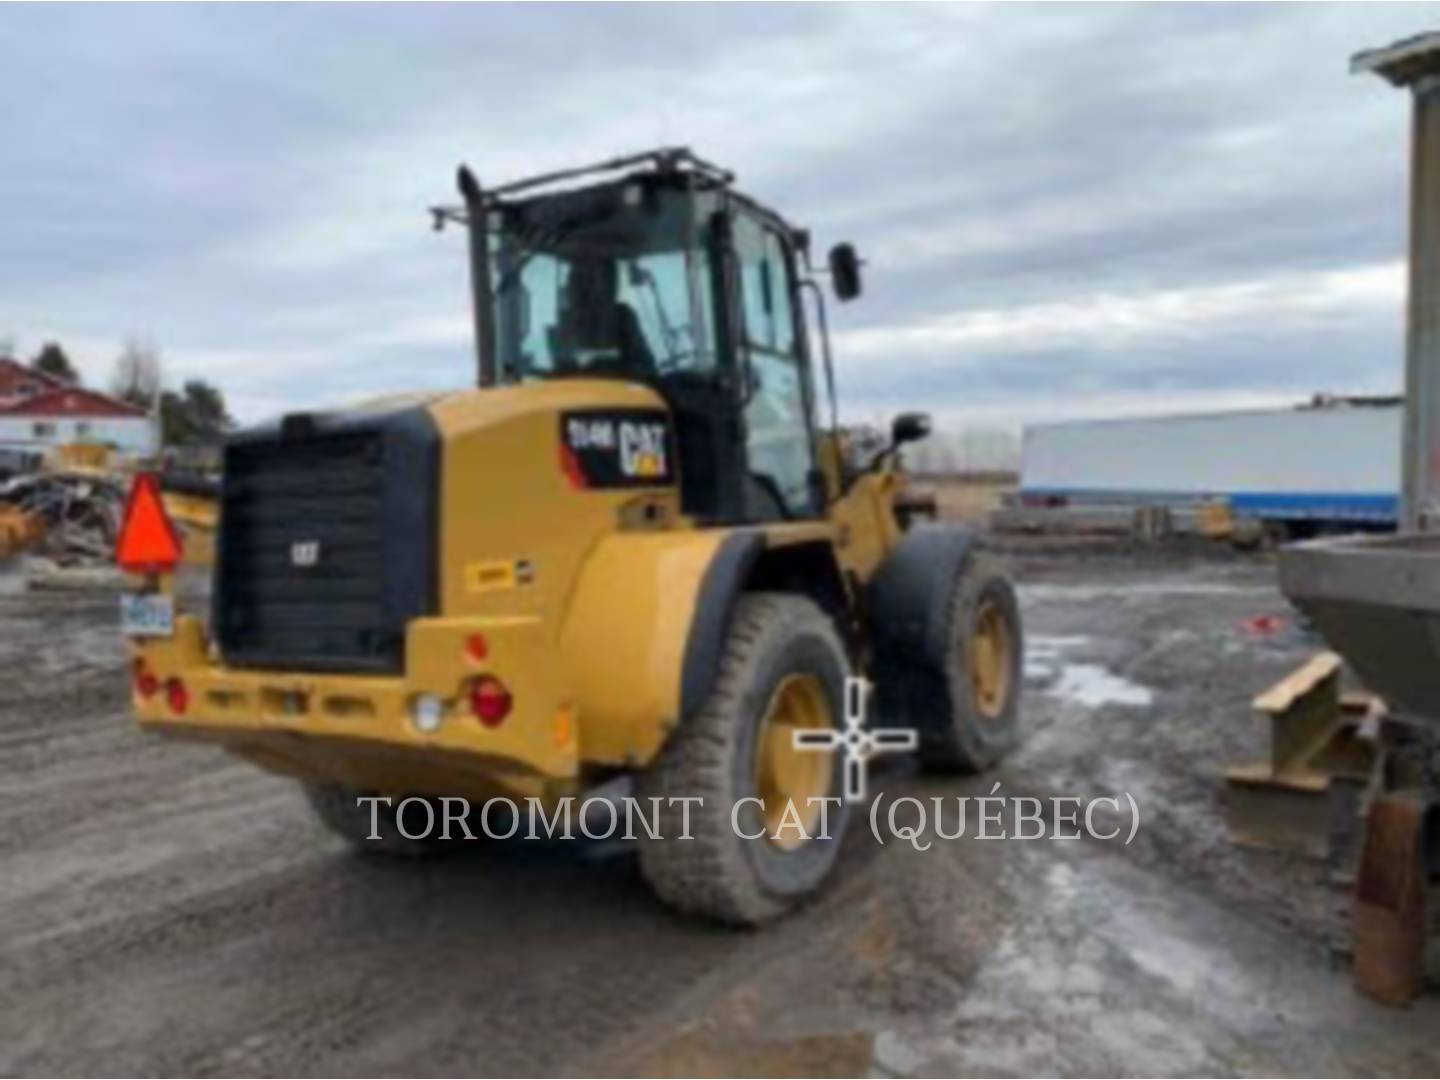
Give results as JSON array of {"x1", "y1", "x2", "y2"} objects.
[{"x1": 793, "y1": 677, "x2": 918, "y2": 802}]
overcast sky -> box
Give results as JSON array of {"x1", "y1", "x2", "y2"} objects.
[{"x1": 0, "y1": 3, "x2": 1433, "y2": 430}]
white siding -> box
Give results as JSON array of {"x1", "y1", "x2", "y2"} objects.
[{"x1": 0, "y1": 415, "x2": 159, "y2": 456}]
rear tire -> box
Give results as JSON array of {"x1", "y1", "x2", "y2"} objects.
[{"x1": 636, "y1": 592, "x2": 852, "y2": 926}]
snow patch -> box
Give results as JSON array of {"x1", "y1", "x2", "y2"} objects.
[
  {"x1": 1024, "y1": 635, "x2": 1090, "y2": 681},
  {"x1": 1049, "y1": 663, "x2": 1153, "y2": 708}
]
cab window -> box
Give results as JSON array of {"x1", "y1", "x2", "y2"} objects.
[{"x1": 739, "y1": 227, "x2": 796, "y2": 356}]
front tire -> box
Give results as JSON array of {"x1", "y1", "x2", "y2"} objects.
[
  {"x1": 636, "y1": 592, "x2": 852, "y2": 926},
  {"x1": 914, "y1": 553, "x2": 1023, "y2": 772}
]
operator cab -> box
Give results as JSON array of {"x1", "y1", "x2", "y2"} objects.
[{"x1": 433, "y1": 148, "x2": 862, "y2": 525}]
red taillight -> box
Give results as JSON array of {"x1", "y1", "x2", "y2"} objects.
[
  {"x1": 133, "y1": 658, "x2": 158, "y2": 699},
  {"x1": 469, "y1": 675, "x2": 512, "y2": 727},
  {"x1": 115, "y1": 473, "x2": 183, "y2": 575},
  {"x1": 165, "y1": 677, "x2": 189, "y2": 715},
  {"x1": 465, "y1": 633, "x2": 489, "y2": 662}
]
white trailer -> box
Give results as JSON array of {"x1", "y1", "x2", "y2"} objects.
[{"x1": 1019, "y1": 400, "x2": 1401, "y2": 527}]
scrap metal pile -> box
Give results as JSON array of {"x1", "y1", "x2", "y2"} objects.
[{"x1": 0, "y1": 470, "x2": 126, "y2": 564}]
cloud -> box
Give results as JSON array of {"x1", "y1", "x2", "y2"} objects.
[
  {"x1": 839, "y1": 261, "x2": 1403, "y2": 363},
  {"x1": 834, "y1": 261, "x2": 1405, "y2": 428},
  {"x1": 0, "y1": 3, "x2": 1430, "y2": 432}
]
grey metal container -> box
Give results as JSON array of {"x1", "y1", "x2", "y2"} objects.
[{"x1": 1279, "y1": 533, "x2": 1440, "y2": 720}]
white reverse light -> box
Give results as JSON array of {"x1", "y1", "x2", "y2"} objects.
[{"x1": 412, "y1": 694, "x2": 445, "y2": 734}]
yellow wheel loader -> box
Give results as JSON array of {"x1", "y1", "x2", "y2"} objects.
[{"x1": 120, "y1": 148, "x2": 1023, "y2": 925}]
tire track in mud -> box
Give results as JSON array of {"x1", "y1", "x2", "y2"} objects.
[
  {"x1": 6, "y1": 558, "x2": 1427, "y2": 1076},
  {"x1": 0, "y1": 579, "x2": 917, "y2": 1076}
]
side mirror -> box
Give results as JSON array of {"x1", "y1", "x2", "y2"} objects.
[
  {"x1": 828, "y1": 243, "x2": 863, "y2": 301},
  {"x1": 891, "y1": 411, "x2": 931, "y2": 445}
]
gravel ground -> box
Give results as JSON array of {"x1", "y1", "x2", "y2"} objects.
[{"x1": 4, "y1": 552, "x2": 1440, "y2": 1077}]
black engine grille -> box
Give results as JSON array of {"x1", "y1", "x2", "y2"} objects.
[{"x1": 213, "y1": 408, "x2": 439, "y2": 674}]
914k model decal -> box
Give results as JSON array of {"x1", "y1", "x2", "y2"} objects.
[{"x1": 560, "y1": 409, "x2": 675, "y2": 489}]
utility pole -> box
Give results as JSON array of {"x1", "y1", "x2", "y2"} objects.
[{"x1": 1355, "y1": 33, "x2": 1440, "y2": 531}]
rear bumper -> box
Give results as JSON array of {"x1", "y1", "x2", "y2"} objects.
[{"x1": 131, "y1": 615, "x2": 581, "y2": 800}]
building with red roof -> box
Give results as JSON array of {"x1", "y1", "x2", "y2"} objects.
[
  {"x1": 0, "y1": 357, "x2": 158, "y2": 456},
  {"x1": 0, "y1": 356, "x2": 64, "y2": 407}
]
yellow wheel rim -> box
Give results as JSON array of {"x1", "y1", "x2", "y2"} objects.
[
  {"x1": 754, "y1": 674, "x2": 834, "y2": 850},
  {"x1": 970, "y1": 599, "x2": 1013, "y2": 722}
]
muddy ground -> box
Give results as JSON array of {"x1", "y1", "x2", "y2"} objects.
[{"x1": 4, "y1": 550, "x2": 1440, "y2": 1077}]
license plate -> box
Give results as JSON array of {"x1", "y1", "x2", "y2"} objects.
[{"x1": 120, "y1": 593, "x2": 174, "y2": 638}]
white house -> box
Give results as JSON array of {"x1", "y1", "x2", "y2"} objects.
[{"x1": 0, "y1": 357, "x2": 159, "y2": 457}]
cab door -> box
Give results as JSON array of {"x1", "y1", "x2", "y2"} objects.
[{"x1": 732, "y1": 213, "x2": 822, "y2": 520}]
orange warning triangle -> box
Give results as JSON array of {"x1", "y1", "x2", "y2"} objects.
[{"x1": 115, "y1": 473, "x2": 183, "y2": 573}]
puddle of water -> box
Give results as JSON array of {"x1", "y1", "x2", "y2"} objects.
[
  {"x1": 0, "y1": 564, "x2": 23, "y2": 596},
  {"x1": 893, "y1": 846, "x2": 1277, "y2": 1076}
]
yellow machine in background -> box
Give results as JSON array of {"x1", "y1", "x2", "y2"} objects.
[
  {"x1": 123, "y1": 149, "x2": 1023, "y2": 924},
  {"x1": 53, "y1": 442, "x2": 115, "y2": 473},
  {"x1": 160, "y1": 486, "x2": 219, "y2": 568},
  {"x1": 0, "y1": 505, "x2": 45, "y2": 559}
]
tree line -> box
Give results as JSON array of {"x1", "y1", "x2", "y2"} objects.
[{"x1": 7, "y1": 338, "x2": 232, "y2": 447}]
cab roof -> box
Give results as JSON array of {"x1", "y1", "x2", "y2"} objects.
[{"x1": 432, "y1": 146, "x2": 809, "y2": 253}]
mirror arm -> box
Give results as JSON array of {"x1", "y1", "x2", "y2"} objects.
[
  {"x1": 865, "y1": 441, "x2": 903, "y2": 474},
  {"x1": 831, "y1": 435, "x2": 900, "y2": 502}
]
